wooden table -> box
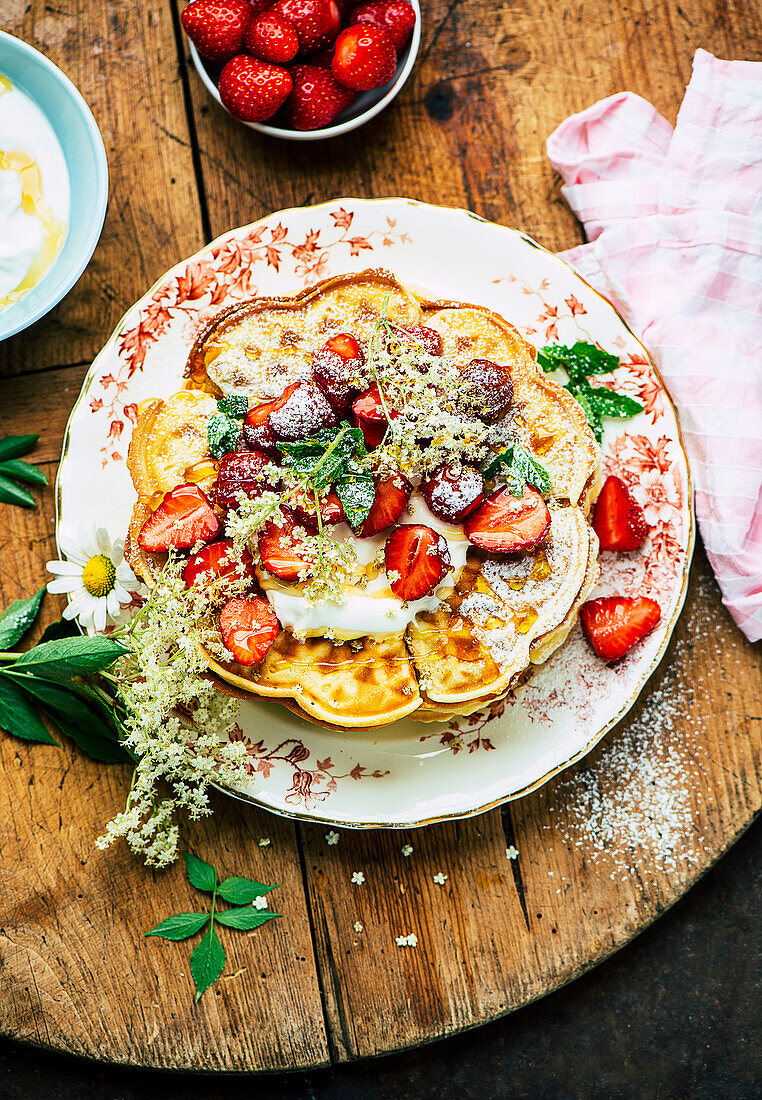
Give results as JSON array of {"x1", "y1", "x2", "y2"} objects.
[{"x1": 1, "y1": 0, "x2": 761, "y2": 1074}]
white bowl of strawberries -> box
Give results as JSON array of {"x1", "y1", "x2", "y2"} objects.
[{"x1": 182, "y1": 0, "x2": 420, "y2": 138}]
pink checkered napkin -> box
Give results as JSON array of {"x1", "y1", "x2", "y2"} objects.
[{"x1": 547, "y1": 49, "x2": 762, "y2": 643}]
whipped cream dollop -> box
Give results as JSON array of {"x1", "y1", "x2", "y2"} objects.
[
  {"x1": 0, "y1": 76, "x2": 69, "y2": 308},
  {"x1": 262, "y1": 493, "x2": 470, "y2": 641}
]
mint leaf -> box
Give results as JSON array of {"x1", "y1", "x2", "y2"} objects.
[
  {"x1": 588, "y1": 387, "x2": 644, "y2": 419},
  {"x1": 335, "y1": 470, "x2": 375, "y2": 527},
  {"x1": 183, "y1": 851, "x2": 217, "y2": 893},
  {"x1": 0, "y1": 587, "x2": 45, "y2": 648},
  {"x1": 0, "y1": 676, "x2": 58, "y2": 745},
  {"x1": 0, "y1": 475, "x2": 35, "y2": 508},
  {"x1": 207, "y1": 411, "x2": 239, "y2": 460},
  {"x1": 37, "y1": 617, "x2": 79, "y2": 644},
  {"x1": 216, "y1": 908, "x2": 279, "y2": 930},
  {"x1": 279, "y1": 425, "x2": 368, "y2": 490},
  {"x1": 0, "y1": 434, "x2": 38, "y2": 461},
  {"x1": 190, "y1": 926, "x2": 226, "y2": 1001},
  {"x1": 7, "y1": 673, "x2": 130, "y2": 763},
  {"x1": 14, "y1": 635, "x2": 125, "y2": 676},
  {"x1": 218, "y1": 395, "x2": 248, "y2": 419},
  {"x1": 564, "y1": 376, "x2": 603, "y2": 442},
  {"x1": 484, "y1": 442, "x2": 551, "y2": 495},
  {"x1": 538, "y1": 341, "x2": 643, "y2": 441},
  {"x1": 538, "y1": 341, "x2": 618, "y2": 377},
  {"x1": 217, "y1": 877, "x2": 279, "y2": 905},
  {"x1": 0, "y1": 459, "x2": 47, "y2": 486},
  {"x1": 145, "y1": 913, "x2": 209, "y2": 941}
]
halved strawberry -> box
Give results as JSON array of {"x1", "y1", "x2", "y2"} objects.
[
  {"x1": 245, "y1": 382, "x2": 300, "y2": 428},
  {"x1": 355, "y1": 473, "x2": 411, "y2": 537},
  {"x1": 351, "y1": 383, "x2": 398, "y2": 449},
  {"x1": 258, "y1": 507, "x2": 314, "y2": 580},
  {"x1": 312, "y1": 331, "x2": 365, "y2": 410},
  {"x1": 138, "y1": 484, "x2": 221, "y2": 553},
  {"x1": 219, "y1": 596, "x2": 280, "y2": 666},
  {"x1": 592, "y1": 475, "x2": 649, "y2": 552},
  {"x1": 464, "y1": 485, "x2": 551, "y2": 554},
  {"x1": 182, "y1": 539, "x2": 255, "y2": 588},
  {"x1": 215, "y1": 449, "x2": 276, "y2": 511},
  {"x1": 580, "y1": 595, "x2": 661, "y2": 661},
  {"x1": 385, "y1": 524, "x2": 451, "y2": 600},
  {"x1": 291, "y1": 487, "x2": 346, "y2": 530},
  {"x1": 422, "y1": 462, "x2": 484, "y2": 523}
]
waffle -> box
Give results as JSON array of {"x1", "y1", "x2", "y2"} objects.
[{"x1": 125, "y1": 270, "x2": 602, "y2": 730}]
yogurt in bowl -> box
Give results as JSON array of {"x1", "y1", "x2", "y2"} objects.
[{"x1": 0, "y1": 72, "x2": 69, "y2": 309}]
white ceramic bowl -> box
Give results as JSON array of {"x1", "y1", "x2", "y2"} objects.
[
  {"x1": 0, "y1": 32, "x2": 108, "y2": 341},
  {"x1": 188, "y1": 1, "x2": 421, "y2": 141}
]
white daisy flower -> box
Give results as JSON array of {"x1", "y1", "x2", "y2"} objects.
[{"x1": 46, "y1": 525, "x2": 144, "y2": 635}]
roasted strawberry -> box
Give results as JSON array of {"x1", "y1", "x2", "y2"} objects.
[
  {"x1": 291, "y1": 487, "x2": 346, "y2": 530},
  {"x1": 331, "y1": 23, "x2": 396, "y2": 90},
  {"x1": 459, "y1": 359, "x2": 514, "y2": 422},
  {"x1": 312, "y1": 332, "x2": 365, "y2": 409},
  {"x1": 218, "y1": 55, "x2": 293, "y2": 123},
  {"x1": 422, "y1": 463, "x2": 485, "y2": 523},
  {"x1": 246, "y1": 382, "x2": 300, "y2": 428},
  {"x1": 287, "y1": 64, "x2": 356, "y2": 130},
  {"x1": 272, "y1": 0, "x2": 340, "y2": 53},
  {"x1": 244, "y1": 10, "x2": 300, "y2": 63},
  {"x1": 580, "y1": 595, "x2": 661, "y2": 661},
  {"x1": 397, "y1": 324, "x2": 442, "y2": 356},
  {"x1": 181, "y1": 0, "x2": 251, "y2": 62},
  {"x1": 182, "y1": 539, "x2": 255, "y2": 588},
  {"x1": 356, "y1": 473, "x2": 411, "y2": 537},
  {"x1": 351, "y1": 383, "x2": 398, "y2": 449},
  {"x1": 138, "y1": 484, "x2": 221, "y2": 553},
  {"x1": 464, "y1": 485, "x2": 550, "y2": 553},
  {"x1": 215, "y1": 450, "x2": 275, "y2": 510},
  {"x1": 219, "y1": 596, "x2": 280, "y2": 665},
  {"x1": 592, "y1": 475, "x2": 649, "y2": 553},
  {"x1": 241, "y1": 417, "x2": 281, "y2": 458},
  {"x1": 385, "y1": 524, "x2": 451, "y2": 601},
  {"x1": 258, "y1": 508, "x2": 314, "y2": 580},
  {"x1": 268, "y1": 380, "x2": 336, "y2": 441},
  {"x1": 353, "y1": 0, "x2": 416, "y2": 53}
]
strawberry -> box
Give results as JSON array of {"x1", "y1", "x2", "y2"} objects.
[
  {"x1": 181, "y1": 0, "x2": 252, "y2": 62},
  {"x1": 241, "y1": 417, "x2": 281, "y2": 458},
  {"x1": 214, "y1": 449, "x2": 276, "y2": 511},
  {"x1": 423, "y1": 463, "x2": 484, "y2": 523},
  {"x1": 312, "y1": 331, "x2": 365, "y2": 408},
  {"x1": 464, "y1": 485, "x2": 551, "y2": 554},
  {"x1": 459, "y1": 359, "x2": 514, "y2": 422},
  {"x1": 352, "y1": 0, "x2": 416, "y2": 53},
  {"x1": 291, "y1": 486, "x2": 346, "y2": 530},
  {"x1": 272, "y1": 0, "x2": 340, "y2": 53},
  {"x1": 592, "y1": 475, "x2": 649, "y2": 553},
  {"x1": 138, "y1": 484, "x2": 221, "y2": 553},
  {"x1": 246, "y1": 382, "x2": 300, "y2": 428},
  {"x1": 580, "y1": 595, "x2": 661, "y2": 661},
  {"x1": 287, "y1": 62, "x2": 357, "y2": 129},
  {"x1": 385, "y1": 524, "x2": 451, "y2": 600},
  {"x1": 219, "y1": 596, "x2": 280, "y2": 665},
  {"x1": 244, "y1": 11, "x2": 300, "y2": 64},
  {"x1": 331, "y1": 23, "x2": 396, "y2": 91},
  {"x1": 356, "y1": 473, "x2": 410, "y2": 537},
  {"x1": 218, "y1": 55, "x2": 293, "y2": 123},
  {"x1": 351, "y1": 383, "x2": 398, "y2": 449},
  {"x1": 258, "y1": 508, "x2": 314, "y2": 580},
  {"x1": 268, "y1": 380, "x2": 336, "y2": 440},
  {"x1": 396, "y1": 324, "x2": 442, "y2": 356},
  {"x1": 182, "y1": 539, "x2": 255, "y2": 589}
]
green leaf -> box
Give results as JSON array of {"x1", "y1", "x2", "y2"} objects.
[
  {"x1": 182, "y1": 851, "x2": 217, "y2": 893},
  {"x1": 483, "y1": 442, "x2": 551, "y2": 495},
  {"x1": 588, "y1": 387, "x2": 644, "y2": 419},
  {"x1": 190, "y1": 925, "x2": 226, "y2": 1001},
  {"x1": 14, "y1": 635, "x2": 126, "y2": 676},
  {"x1": 37, "y1": 617, "x2": 79, "y2": 644},
  {"x1": 0, "y1": 459, "x2": 47, "y2": 486},
  {"x1": 215, "y1": 908, "x2": 279, "y2": 930},
  {"x1": 217, "y1": 877, "x2": 279, "y2": 905},
  {"x1": 207, "y1": 411, "x2": 240, "y2": 460},
  {"x1": 0, "y1": 474, "x2": 36, "y2": 508},
  {"x1": 565, "y1": 376, "x2": 603, "y2": 443},
  {"x1": 334, "y1": 471, "x2": 375, "y2": 527},
  {"x1": 0, "y1": 676, "x2": 58, "y2": 745},
  {"x1": 217, "y1": 395, "x2": 248, "y2": 420},
  {"x1": 279, "y1": 425, "x2": 368, "y2": 490},
  {"x1": 145, "y1": 913, "x2": 209, "y2": 941},
  {"x1": 0, "y1": 588, "x2": 45, "y2": 648},
  {"x1": 537, "y1": 341, "x2": 618, "y2": 377},
  {"x1": 0, "y1": 434, "x2": 38, "y2": 461}
]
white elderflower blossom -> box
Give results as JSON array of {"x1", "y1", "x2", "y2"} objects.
[
  {"x1": 351, "y1": 871, "x2": 365, "y2": 885},
  {"x1": 252, "y1": 896, "x2": 269, "y2": 911}
]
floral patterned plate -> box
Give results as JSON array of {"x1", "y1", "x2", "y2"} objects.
[{"x1": 56, "y1": 198, "x2": 694, "y2": 828}]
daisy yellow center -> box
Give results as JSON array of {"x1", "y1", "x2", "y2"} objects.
[{"x1": 82, "y1": 555, "x2": 116, "y2": 598}]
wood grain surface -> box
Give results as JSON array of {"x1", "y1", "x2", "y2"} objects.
[{"x1": 1, "y1": 0, "x2": 761, "y2": 1073}]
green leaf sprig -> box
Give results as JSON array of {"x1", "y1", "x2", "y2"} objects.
[
  {"x1": 0, "y1": 434, "x2": 48, "y2": 508},
  {"x1": 278, "y1": 423, "x2": 376, "y2": 527},
  {"x1": 483, "y1": 441, "x2": 551, "y2": 496},
  {"x1": 145, "y1": 851, "x2": 280, "y2": 1001},
  {"x1": 0, "y1": 589, "x2": 132, "y2": 762},
  {"x1": 537, "y1": 341, "x2": 643, "y2": 442},
  {"x1": 207, "y1": 395, "x2": 248, "y2": 460}
]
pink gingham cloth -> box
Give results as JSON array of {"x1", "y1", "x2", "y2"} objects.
[{"x1": 547, "y1": 49, "x2": 762, "y2": 642}]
